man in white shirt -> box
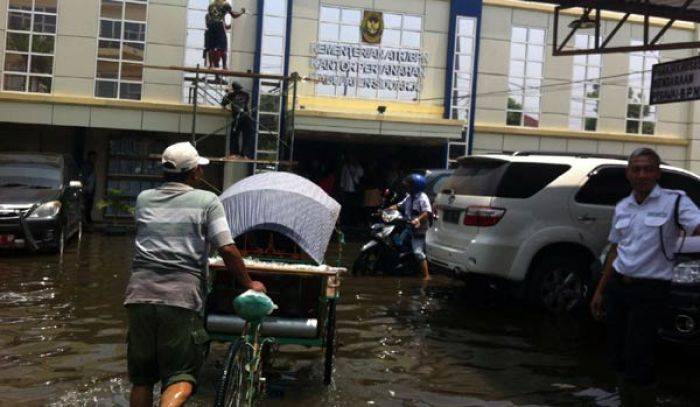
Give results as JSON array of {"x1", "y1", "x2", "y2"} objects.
[
  {"x1": 339, "y1": 155, "x2": 364, "y2": 226},
  {"x1": 590, "y1": 147, "x2": 700, "y2": 403}
]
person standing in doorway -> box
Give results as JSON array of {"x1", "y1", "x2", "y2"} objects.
[
  {"x1": 590, "y1": 147, "x2": 700, "y2": 406},
  {"x1": 339, "y1": 155, "x2": 364, "y2": 227},
  {"x1": 204, "y1": 0, "x2": 245, "y2": 70},
  {"x1": 124, "y1": 142, "x2": 265, "y2": 407},
  {"x1": 81, "y1": 151, "x2": 97, "y2": 224}
]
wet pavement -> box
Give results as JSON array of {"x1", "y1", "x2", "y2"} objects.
[{"x1": 1, "y1": 233, "x2": 699, "y2": 406}]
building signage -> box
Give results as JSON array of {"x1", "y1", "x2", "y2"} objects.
[
  {"x1": 311, "y1": 42, "x2": 428, "y2": 93},
  {"x1": 650, "y1": 55, "x2": 700, "y2": 105}
]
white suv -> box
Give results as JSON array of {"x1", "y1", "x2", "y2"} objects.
[{"x1": 426, "y1": 152, "x2": 700, "y2": 312}]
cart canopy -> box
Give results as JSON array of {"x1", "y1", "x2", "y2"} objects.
[{"x1": 219, "y1": 171, "x2": 341, "y2": 265}]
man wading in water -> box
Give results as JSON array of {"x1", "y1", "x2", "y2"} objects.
[{"x1": 124, "y1": 142, "x2": 265, "y2": 407}]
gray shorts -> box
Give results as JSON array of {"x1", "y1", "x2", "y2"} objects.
[{"x1": 412, "y1": 235, "x2": 426, "y2": 261}]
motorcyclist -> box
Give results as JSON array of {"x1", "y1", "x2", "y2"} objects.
[{"x1": 386, "y1": 174, "x2": 432, "y2": 280}]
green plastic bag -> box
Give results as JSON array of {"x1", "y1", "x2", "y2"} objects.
[{"x1": 234, "y1": 290, "x2": 277, "y2": 322}]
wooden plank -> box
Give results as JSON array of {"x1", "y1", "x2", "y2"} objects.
[{"x1": 144, "y1": 64, "x2": 291, "y2": 81}]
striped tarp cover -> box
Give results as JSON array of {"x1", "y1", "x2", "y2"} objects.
[{"x1": 219, "y1": 172, "x2": 341, "y2": 265}]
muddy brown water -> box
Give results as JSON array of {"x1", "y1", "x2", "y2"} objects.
[{"x1": 0, "y1": 233, "x2": 699, "y2": 406}]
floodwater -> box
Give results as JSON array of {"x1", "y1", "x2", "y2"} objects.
[{"x1": 1, "y1": 233, "x2": 699, "y2": 406}]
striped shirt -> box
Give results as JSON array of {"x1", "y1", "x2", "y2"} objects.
[{"x1": 124, "y1": 182, "x2": 234, "y2": 312}]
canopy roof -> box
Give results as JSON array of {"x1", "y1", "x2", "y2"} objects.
[
  {"x1": 530, "y1": 0, "x2": 700, "y2": 21},
  {"x1": 219, "y1": 172, "x2": 341, "y2": 265}
]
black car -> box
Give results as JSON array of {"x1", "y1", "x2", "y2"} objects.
[{"x1": 0, "y1": 153, "x2": 83, "y2": 254}]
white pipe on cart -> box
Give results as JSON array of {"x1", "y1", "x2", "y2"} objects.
[{"x1": 206, "y1": 314, "x2": 319, "y2": 338}]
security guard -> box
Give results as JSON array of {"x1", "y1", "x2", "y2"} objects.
[{"x1": 590, "y1": 147, "x2": 700, "y2": 405}]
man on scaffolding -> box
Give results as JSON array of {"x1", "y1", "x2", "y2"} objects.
[
  {"x1": 221, "y1": 82, "x2": 255, "y2": 159},
  {"x1": 204, "y1": 0, "x2": 245, "y2": 70}
]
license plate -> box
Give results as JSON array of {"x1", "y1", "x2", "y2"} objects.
[
  {"x1": 442, "y1": 210, "x2": 461, "y2": 224},
  {"x1": 0, "y1": 234, "x2": 15, "y2": 246}
]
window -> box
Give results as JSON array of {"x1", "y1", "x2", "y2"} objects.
[
  {"x1": 445, "y1": 158, "x2": 508, "y2": 196},
  {"x1": 626, "y1": 41, "x2": 658, "y2": 135},
  {"x1": 507, "y1": 26, "x2": 544, "y2": 127},
  {"x1": 315, "y1": 6, "x2": 423, "y2": 100},
  {"x1": 575, "y1": 166, "x2": 630, "y2": 206},
  {"x1": 3, "y1": 0, "x2": 57, "y2": 93},
  {"x1": 497, "y1": 163, "x2": 570, "y2": 198},
  {"x1": 95, "y1": 0, "x2": 148, "y2": 100},
  {"x1": 569, "y1": 34, "x2": 601, "y2": 131},
  {"x1": 450, "y1": 16, "x2": 476, "y2": 122},
  {"x1": 659, "y1": 172, "x2": 700, "y2": 205}
]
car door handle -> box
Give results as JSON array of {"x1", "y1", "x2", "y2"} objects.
[{"x1": 577, "y1": 215, "x2": 597, "y2": 222}]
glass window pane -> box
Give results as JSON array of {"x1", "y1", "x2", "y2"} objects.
[
  {"x1": 586, "y1": 66, "x2": 601, "y2": 80},
  {"x1": 523, "y1": 113, "x2": 539, "y2": 127},
  {"x1": 456, "y1": 36, "x2": 473, "y2": 54},
  {"x1": 120, "y1": 82, "x2": 142, "y2": 100},
  {"x1": 320, "y1": 7, "x2": 340, "y2": 23},
  {"x1": 626, "y1": 120, "x2": 639, "y2": 134},
  {"x1": 3, "y1": 74, "x2": 26, "y2": 91},
  {"x1": 458, "y1": 18, "x2": 474, "y2": 35},
  {"x1": 125, "y1": 2, "x2": 147, "y2": 21},
  {"x1": 508, "y1": 94, "x2": 523, "y2": 109},
  {"x1": 584, "y1": 117, "x2": 597, "y2": 131},
  {"x1": 526, "y1": 62, "x2": 542, "y2": 78},
  {"x1": 572, "y1": 65, "x2": 585, "y2": 81},
  {"x1": 124, "y1": 22, "x2": 146, "y2": 41},
  {"x1": 574, "y1": 34, "x2": 588, "y2": 49},
  {"x1": 642, "y1": 121, "x2": 655, "y2": 135},
  {"x1": 32, "y1": 35, "x2": 55, "y2": 54},
  {"x1": 340, "y1": 24, "x2": 358, "y2": 43},
  {"x1": 404, "y1": 15, "x2": 422, "y2": 31},
  {"x1": 98, "y1": 40, "x2": 121, "y2": 59},
  {"x1": 511, "y1": 27, "x2": 527, "y2": 43},
  {"x1": 264, "y1": 16, "x2": 285, "y2": 36},
  {"x1": 9, "y1": 0, "x2": 32, "y2": 11},
  {"x1": 510, "y1": 43, "x2": 526, "y2": 60},
  {"x1": 8, "y1": 12, "x2": 32, "y2": 31},
  {"x1": 569, "y1": 117, "x2": 582, "y2": 129},
  {"x1": 260, "y1": 55, "x2": 282, "y2": 73},
  {"x1": 525, "y1": 78, "x2": 541, "y2": 91},
  {"x1": 100, "y1": 20, "x2": 122, "y2": 39},
  {"x1": 187, "y1": 10, "x2": 206, "y2": 29},
  {"x1": 264, "y1": 0, "x2": 286, "y2": 16},
  {"x1": 342, "y1": 9, "x2": 361, "y2": 24},
  {"x1": 529, "y1": 29, "x2": 545, "y2": 44},
  {"x1": 34, "y1": 0, "x2": 57, "y2": 13},
  {"x1": 319, "y1": 22, "x2": 338, "y2": 41},
  {"x1": 122, "y1": 42, "x2": 144, "y2": 61},
  {"x1": 455, "y1": 55, "x2": 472, "y2": 72},
  {"x1": 97, "y1": 60, "x2": 119, "y2": 79},
  {"x1": 33, "y1": 14, "x2": 57, "y2": 33},
  {"x1": 101, "y1": 0, "x2": 123, "y2": 19},
  {"x1": 4, "y1": 53, "x2": 29, "y2": 72},
  {"x1": 121, "y1": 62, "x2": 143, "y2": 81},
  {"x1": 28, "y1": 76, "x2": 51, "y2": 93},
  {"x1": 402, "y1": 31, "x2": 420, "y2": 48},
  {"x1": 528, "y1": 45, "x2": 544, "y2": 62},
  {"x1": 6, "y1": 33, "x2": 30, "y2": 52},
  {"x1": 509, "y1": 60, "x2": 525, "y2": 78},
  {"x1": 524, "y1": 96, "x2": 539, "y2": 112},
  {"x1": 507, "y1": 111, "x2": 522, "y2": 125},
  {"x1": 186, "y1": 30, "x2": 204, "y2": 48},
  {"x1": 584, "y1": 100, "x2": 597, "y2": 116},
  {"x1": 589, "y1": 54, "x2": 601, "y2": 66},
  {"x1": 384, "y1": 14, "x2": 402, "y2": 29},
  {"x1": 262, "y1": 35, "x2": 284, "y2": 55},
  {"x1": 573, "y1": 55, "x2": 586, "y2": 65},
  {"x1": 627, "y1": 103, "x2": 641, "y2": 119},
  {"x1": 629, "y1": 55, "x2": 644, "y2": 70},
  {"x1": 96, "y1": 80, "x2": 118, "y2": 98},
  {"x1": 30, "y1": 55, "x2": 52, "y2": 74},
  {"x1": 382, "y1": 29, "x2": 400, "y2": 48}
]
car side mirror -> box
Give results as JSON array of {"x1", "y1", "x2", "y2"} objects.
[{"x1": 69, "y1": 180, "x2": 83, "y2": 189}]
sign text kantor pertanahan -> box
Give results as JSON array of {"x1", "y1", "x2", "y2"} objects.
[
  {"x1": 650, "y1": 55, "x2": 700, "y2": 105},
  {"x1": 311, "y1": 42, "x2": 428, "y2": 93}
]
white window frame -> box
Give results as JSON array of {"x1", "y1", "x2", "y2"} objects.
[
  {"x1": 569, "y1": 34, "x2": 602, "y2": 132},
  {"x1": 626, "y1": 40, "x2": 659, "y2": 135},
  {"x1": 450, "y1": 16, "x2": 477, "y2": 124},
  {"x1": 506, "y1": 25, "x2": 545, "y2": 128},
  {"x1": 315, "y1": 5, "x2": 423, "y2": 100},
  {"x1": 95, "y1": 0, "x2": 149, "y2": 100},
  {"x1": 2, "y1": 0, "x2": 58, "y2": 94}
]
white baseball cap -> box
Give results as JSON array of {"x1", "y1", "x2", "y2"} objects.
[{"x1": 161, "y1": 142, "x2": 210, "y2": 173}]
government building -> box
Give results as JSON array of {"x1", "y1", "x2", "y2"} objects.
[{"x1": 0, "y1": 0, "x2": 698, "y2": 221}]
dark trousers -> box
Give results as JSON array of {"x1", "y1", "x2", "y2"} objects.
[
  {"x1": 229, "y1": 112, "x2": 255, "y2": 159},
  {"x1": 604, "y1": 272, "x2": 670, "y2": 386},
  {"x1": 84, "y1": 193, "x2": 94, "y2": 223}
]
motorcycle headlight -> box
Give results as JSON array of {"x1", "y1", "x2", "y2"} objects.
[
  {"x1": 672, "y1": 260, "x2": 700, "y2": 284},
  {"x1": 28, "y1": 201, "x2": 61, "y2": 219}
]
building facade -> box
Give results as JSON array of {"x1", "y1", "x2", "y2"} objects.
[{"x1": 0, "y1": 0, "x2": 698, "y2": 221}]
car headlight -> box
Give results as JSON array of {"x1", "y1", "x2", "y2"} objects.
[
  {"x1": 672, "y1": 260, "x2": 700, "y2": 284},
  {"x1": 28, "y1": 201, "x2": 61, "y2": 218}
]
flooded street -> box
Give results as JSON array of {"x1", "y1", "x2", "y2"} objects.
[{"x1": 1, "y1": 234, "x2": 699, "y2": 406}]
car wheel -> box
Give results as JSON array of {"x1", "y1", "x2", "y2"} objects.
[{"x1": 528, "y1": 255, "x2": 591, "y2": 314}]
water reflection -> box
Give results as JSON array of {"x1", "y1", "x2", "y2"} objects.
[{"x1": 0, "y1": 234, "x2": 698, "y2": 406}]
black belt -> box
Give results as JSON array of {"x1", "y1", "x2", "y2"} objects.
[{"x1": 613, "y1": 270, "x2": 670, "y2": 286}]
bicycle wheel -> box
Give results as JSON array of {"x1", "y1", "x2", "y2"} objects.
[{"x1": 214, "y1": 339, "x2": 246, "y2": 407}]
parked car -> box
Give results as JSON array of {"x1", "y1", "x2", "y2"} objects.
[
  {"x1": 426, "y1": 152, "x2": 700, "y2": 315},
  {"x1": 0, "y1": 153, "x2": 83, "y2": 254}
]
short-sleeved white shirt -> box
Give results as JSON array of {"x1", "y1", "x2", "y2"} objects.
[
  {"x1": 398, "y1": 192, "x2": 432, "y2": 234},
  {"x1": 609, "y1": 185, "x2": 700, "y2": 280}
]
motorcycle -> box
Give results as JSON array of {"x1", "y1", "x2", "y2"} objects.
[{"x1": 352, "y1": 209, "x2": 419, "y2": 276}]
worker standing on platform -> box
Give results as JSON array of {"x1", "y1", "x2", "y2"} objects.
[
  {"x1": 204, "y1": 0, "x2": 245, "y2": 70},
  {"x1": 221, "y1": 82, "x2": 254, "y2": 159}
]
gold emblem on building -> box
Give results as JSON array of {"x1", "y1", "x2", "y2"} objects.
[{"x1": 361, "y1": 11, "x2": 384, "y2": 44}]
